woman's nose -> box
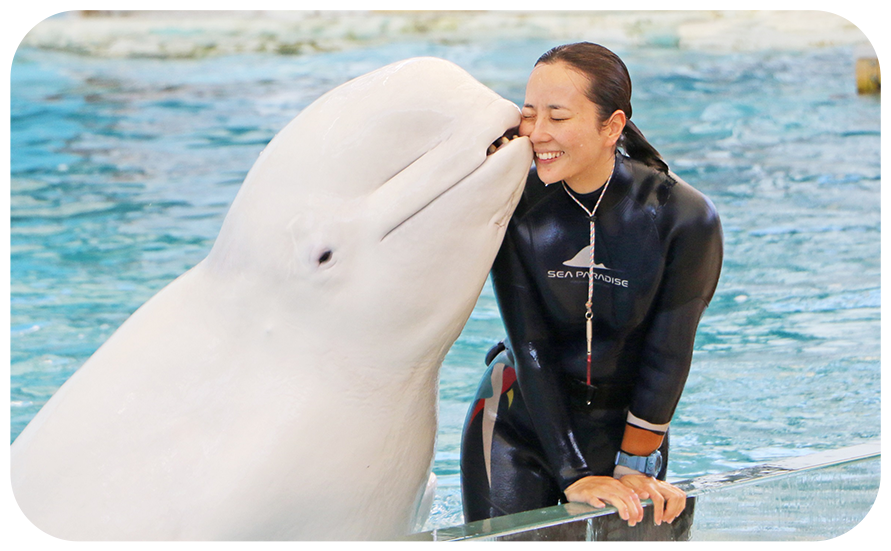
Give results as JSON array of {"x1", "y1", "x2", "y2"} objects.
[{"x1": 522, "y1": 118, "x2": 549, "y2": 143}]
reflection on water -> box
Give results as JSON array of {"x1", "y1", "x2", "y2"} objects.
[{"x1": 10, "y1": 12, "x2": 881, "y2": 536}]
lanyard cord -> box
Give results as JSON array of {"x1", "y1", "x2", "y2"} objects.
[{"x1": 561, "y1": 160, "x2": 615, "y2": 401}]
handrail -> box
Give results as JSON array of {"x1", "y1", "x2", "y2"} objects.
[{"x1": 407, "y1": 440, "x2": 880, "y2": 541}]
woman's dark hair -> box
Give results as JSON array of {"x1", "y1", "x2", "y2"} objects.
[{"x1": 537, "y1": 42, "x2": 669, "y2": 173}]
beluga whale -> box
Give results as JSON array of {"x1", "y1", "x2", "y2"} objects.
[{"x1": 11, "y1": 57, "x2": 532, "y2": 540}]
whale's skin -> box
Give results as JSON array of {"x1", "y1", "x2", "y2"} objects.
[{"x1": 10, "y1": 57, "x2": 532, "y2": 540}]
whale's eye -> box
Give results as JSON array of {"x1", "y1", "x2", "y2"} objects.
[{"x1": 317, "y1": 250, "x2": 333, "y2": 265}]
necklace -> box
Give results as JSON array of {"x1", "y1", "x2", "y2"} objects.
[{"x1": 561, "y1": 159, "x2": 615, "y2": 404}]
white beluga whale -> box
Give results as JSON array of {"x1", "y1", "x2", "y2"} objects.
[{"x1": 11, "y1": 57, "x2": 532, "y2": 540}]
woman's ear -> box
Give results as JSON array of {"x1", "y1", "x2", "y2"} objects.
[{"x1": 603, "y1": 109, "x2": 627, "y2": 146}]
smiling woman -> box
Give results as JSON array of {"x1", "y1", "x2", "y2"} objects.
[{"x1": 460, "y1": 42, "x2": 723, "y2": 528}]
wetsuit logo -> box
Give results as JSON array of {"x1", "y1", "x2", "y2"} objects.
[
  {"x1": 562, "y1": 245, "x2": 607, "y2": 270},
  {"x1": 546, "y1": 246, "x2": 630, "y2": 287}
]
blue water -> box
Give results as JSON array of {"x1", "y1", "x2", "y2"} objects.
[{"x1": 10, "y1": 36, "x2": 880, "y2": 530}]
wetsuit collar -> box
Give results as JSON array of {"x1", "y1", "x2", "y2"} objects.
[
  {"x1": 566, "y1": 153, "x2": 632, "y2": 214},
  {"x1": 602, "y1": 153, "x2": 633, "y2": 209}
]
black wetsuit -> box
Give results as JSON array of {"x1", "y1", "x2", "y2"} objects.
[{"x1": 460, "y1": 153, "x2": 723, "y2": 521}]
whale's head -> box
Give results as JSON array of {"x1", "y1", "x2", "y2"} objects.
[{"x1": 207, "y1": 58, "x2": 532, "y2": 359}]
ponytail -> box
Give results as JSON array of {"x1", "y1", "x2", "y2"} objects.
[{"x1": 621, "y1": 120, "x2": 669, "y2": 173}]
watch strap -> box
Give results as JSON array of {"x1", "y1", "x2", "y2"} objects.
[{"x1": 614, "y1": 449, "x2": 663, "y2": 477}]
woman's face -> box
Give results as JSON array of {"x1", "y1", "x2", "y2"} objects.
[{"x1": 519, "y1": 61, "x2": 623, "y2": 190}]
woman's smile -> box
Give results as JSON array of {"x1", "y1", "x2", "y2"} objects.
[{"x1": 535, "y1": 151, "x2": 563, "y2": 161}]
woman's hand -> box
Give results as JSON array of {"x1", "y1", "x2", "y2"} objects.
[
  {"x1": 617, "y1": 474, "x2": 686, "y2": 525},
  {"x1": 563, "y1": 475, "x2": 644, "y2": 526}
]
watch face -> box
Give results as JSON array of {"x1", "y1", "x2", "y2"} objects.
[{"x1": 650, "y1": 453, "x2": 663, "y2": 476}]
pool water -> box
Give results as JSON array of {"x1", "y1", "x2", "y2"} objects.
[{"x1": 10, "y1": 27, "x2": 880, "y2": 532}]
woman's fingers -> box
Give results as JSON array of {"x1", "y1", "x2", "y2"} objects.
[
  {"x1": 564, "y1": 476, "x2": 643, "y2": 526},
  {"x1": 663, "y1": 484, "x2": 687, "y2": 523},
  {"x1": 604, "y1": 488, "x2": 641, "y2": 524},
  {"x1": 646, "y1": 483, "x2": 666, "y2": 524},
  {"x1": 619, "y1": 474, "x2": 687, "y2": 525},
  {"x1": 625, "y1": 476, "x2": 662, "y2": 524},
  {"x1": 601, "y1": 493, "x2": 637, "y2": 524},
  {"x1": 564, "y1": 475, "x2": 692, "y2": 527},
  {"x1": 651, "y1": 481, "x2": 685, "y2": 524},
  {"x1": 588, "y1": 497, "x2": 606, "y2": 509}
]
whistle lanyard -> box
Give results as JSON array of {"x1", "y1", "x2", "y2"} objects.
[{"x1": 561, "y1": 161, "x2": 615, "y2": 397}]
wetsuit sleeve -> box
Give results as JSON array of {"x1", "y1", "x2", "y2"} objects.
[
  {"x1": 629, "y1": 189, "x2": 724, "y2": 430},
  {"x1": 491, "y1": 225, "x2": 596, "y2": 490}
]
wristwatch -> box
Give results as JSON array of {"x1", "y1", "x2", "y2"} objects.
[{"x1": 615, "y1": 449, "x2": 663, "y2": 477}]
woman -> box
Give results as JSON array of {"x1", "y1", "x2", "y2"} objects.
[{"x1": 461, "y1": 43, "x2": 723, "y2": 528}]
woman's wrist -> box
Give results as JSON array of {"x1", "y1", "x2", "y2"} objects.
[{"x1": 613, "y1": 464, "x2": 643, "y2": 479}]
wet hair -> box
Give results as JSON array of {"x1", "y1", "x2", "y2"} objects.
[{"x1": 536, "y1": 42, "x2": 669, "y2": 173}]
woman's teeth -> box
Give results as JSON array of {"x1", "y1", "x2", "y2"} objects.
[{"x1": 536, "y1": 151, "x2": 562, "y2": 160}]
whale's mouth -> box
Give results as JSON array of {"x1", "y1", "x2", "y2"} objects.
[{"x1": 487, "y1": 126, "x2": 522, "y2": 156}]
